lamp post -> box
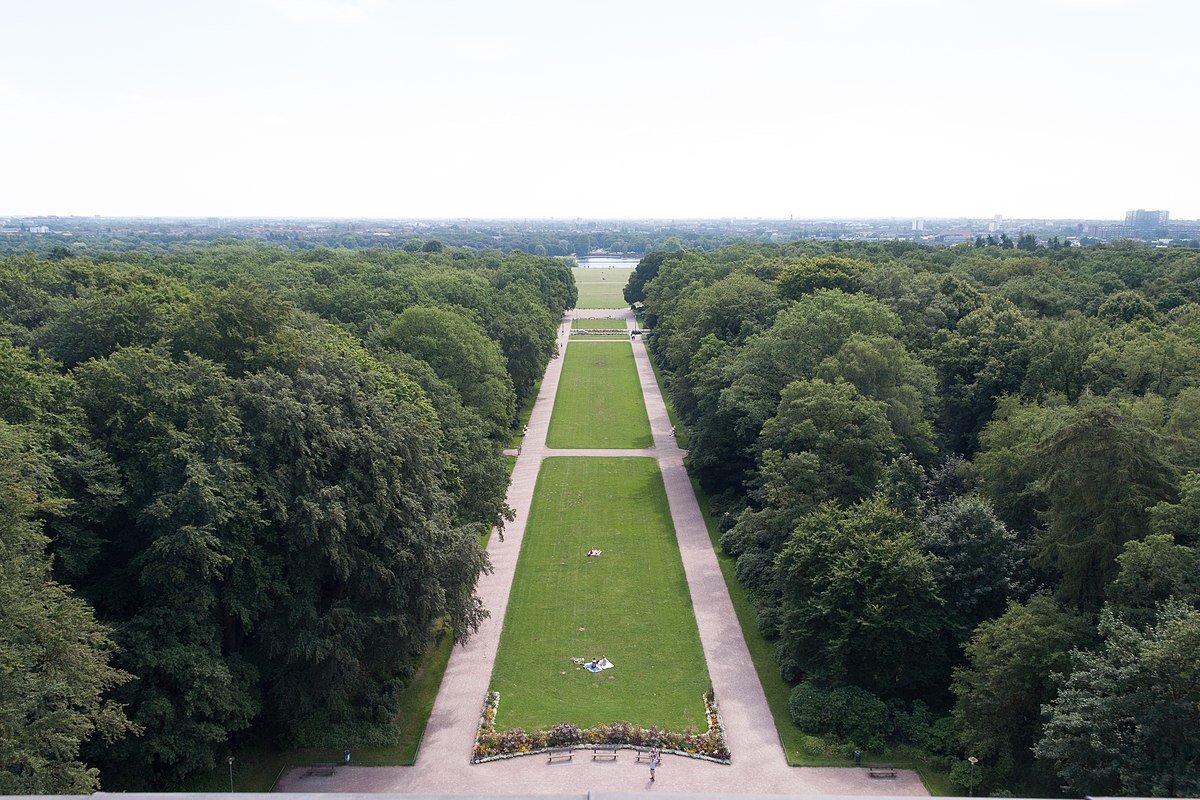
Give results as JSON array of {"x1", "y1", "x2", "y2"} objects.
[
  {"x1": 968, "y1": 756, "x2": 978, "y2": 797},
  {"x1": 226, "y1": 756, "x2": 235, "y2": 793}
]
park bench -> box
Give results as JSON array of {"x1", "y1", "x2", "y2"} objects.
[
  {"x1": 634, "y1": 752, "x2": 656, "y2": 763},
  {"x1": 868, "y1": 765, "x2": 897, "y2": 778},
  {"x1": 591, "y1": 747, "x2": 619, "y2": 761},
  {"x1": 546, "y1": 747, "x2": 573, "y2": 763},
  {"x1": 304, "y1": 764, "x2": 337, "y2": 776}
]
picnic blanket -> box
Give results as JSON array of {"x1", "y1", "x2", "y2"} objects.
[{"x1": 582, "y1": 658, "x2": 615, "y2": 672}]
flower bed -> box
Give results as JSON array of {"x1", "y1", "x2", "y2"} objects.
[{"x1": 472, "y1": 689, "x2": 731, "y2": 764}]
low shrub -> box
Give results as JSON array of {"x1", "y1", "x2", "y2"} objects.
[{"x1": 789, "y1": 682, "x2": 892, "y2": 750}]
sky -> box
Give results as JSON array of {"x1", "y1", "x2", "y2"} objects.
[{"x1": 1, "y1": 0, "x2": 1197, "y2": 220}]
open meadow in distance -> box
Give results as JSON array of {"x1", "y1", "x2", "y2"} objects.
[
  {"x1": 547, "y1": 342, "x2": 651, "y2": 449},
  {"x1": 572, "y1": 266, "x2": 635, "y2": 309},
  {"x1": 488, "y1": 457, "x2": 709, "y2": 731},
  {"x1": 572, "y1": 317, "x2": 628, "y2": 329}
]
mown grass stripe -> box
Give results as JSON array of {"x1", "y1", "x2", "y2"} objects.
[
  {"x1": 547, "y1": 342, "x2": 651, "y2": 449},
  {"x1": 490, "y1": 457, "x2": 709, "y2": 731}
]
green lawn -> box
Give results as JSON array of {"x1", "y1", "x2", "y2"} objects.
[
  {"x1": 510, "y1": 377, "x2": 542, "y2": 449},
  {"x1": 572, "y1": 317, "x2": 627, "y2": 329},
  {"x1": 547, "y1": 342, "x2": 651, "y2": 449},
  {"x1": 573, "y1": 267, "x2": 634, "y2": 309},
  {"x1": 489, "y1": 457, "x2": 709, "y2": 731}
]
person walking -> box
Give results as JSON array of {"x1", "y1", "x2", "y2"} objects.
[{"x1": 648, "y1": 746, "x2": 660, "y2": 782}]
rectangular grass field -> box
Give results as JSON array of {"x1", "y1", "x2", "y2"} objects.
[
  {"x1": 572, "y1": 317, "x2": 628, "y2": 329},
  {"x1": 489, "y1": 457, "x2": 709, "y2": 731},
  {"x1": 547, "y1": 342, "x2": 651, "y2": 449},
  {"x1": 573, "y1": 267, "x2": 634, "y2": 309}
]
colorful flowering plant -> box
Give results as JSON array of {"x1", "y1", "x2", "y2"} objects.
[{"x1": 472, "y1": 690, "x2": 730, "y2": 764}]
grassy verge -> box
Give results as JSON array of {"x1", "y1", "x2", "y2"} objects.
[
  {"x1": 688, "y1": 479, "x2": 804, "y2": 754},
  {"x1": 547, "y1": 342, "x2": 651, "y2": 449},
  {"x1": 572, "y1": 266, "x2": 634, "y2": 309},
  {"x1": 489, "y1": 457, "x2": 709, "y2": 730},
  {"x1": 643, "y1": 343, "x2": 689, "y2": 449},
  {"x1": 510, "y1": 377, "x2": 542, "y2": 448},
  {"x1": 179, "y1": 624, "x2": 457, "y2": 792}
]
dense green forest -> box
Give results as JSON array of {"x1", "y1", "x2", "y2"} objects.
[
  {"x1": 630, "y1": 241, "x2": 1200, "y2": 797},
  {"x1": 0, "y1": 244, "x2": 574, "y2": 791}
]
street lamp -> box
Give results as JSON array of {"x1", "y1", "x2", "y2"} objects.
[
  {"x1": 226, "y1": 756, "x2": 235, "y2": 793},
  {"x1": 968, "y1": 756, "x2": 978, "y2": 797}
]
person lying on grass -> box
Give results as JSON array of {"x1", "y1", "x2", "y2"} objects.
[{"x1": 587, "y1": 549, "x2": 602, "y2": 556}]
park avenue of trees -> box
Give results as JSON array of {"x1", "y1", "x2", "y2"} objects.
[
  {"x1": 0, "y1": 243, "x2": 573, "y2": 791},
  {"x1": 5, "y1": 233, "x2": 1200, "y2": 796},
  {"x1": 629, "y1": 241, "x2": 1200, "y2": 797}
]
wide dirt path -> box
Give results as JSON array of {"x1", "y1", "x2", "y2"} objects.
[{"x1": 273, "y1": 308, "x2": 926, "y2": 796}]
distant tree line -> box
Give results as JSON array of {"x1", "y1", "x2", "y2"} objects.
[
  {"x1": 0, "y1": 223, "x2": 839, "y2": 261},
  {"x1": 631, "y1": 240, "x2": 1200, "y2": 796},
  {"x1": 0, "y1": 243, "x2": 574, "y2": 791}
]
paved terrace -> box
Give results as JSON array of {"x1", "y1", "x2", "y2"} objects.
[{"x1": 273, "y1": 309, "x2": 927, "y2": 796}]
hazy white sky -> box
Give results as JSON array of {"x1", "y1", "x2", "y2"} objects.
[{"x1": 2, "y1": 0, "x2": 1196, "y2": 220}]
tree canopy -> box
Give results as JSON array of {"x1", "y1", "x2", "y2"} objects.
[
  {"x1": 0, "y1": 242, "x2": 569, "y2": 788},
  {"x1": 637, "y1": 238, "x2": 1200, "y2": 795}
]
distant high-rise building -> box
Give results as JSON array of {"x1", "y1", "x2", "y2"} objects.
[
  {"x1": 1125, "y1": 209, "x2": 1169, "y2": 232},
  {"x1": 911, "y1": 219, "x2": 924, "y2": 231}
]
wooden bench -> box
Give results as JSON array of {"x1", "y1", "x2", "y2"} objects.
[
  {"x1": 546, "y1": 748, "x2": 573, "y2": 763},
  {"x1": 868, "y1": 765, "x2": 897, "y2": 778},
  {"x1": 634, "y1": 753, "x2": 655, "y2": 763},
  {"x1": 591, "y1": 747, "x2": 619, "y2": 761},
  {"x1": 304, "y1": 764, "x2": 337, "y2": 777}
]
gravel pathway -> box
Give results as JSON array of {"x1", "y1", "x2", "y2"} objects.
[{"x1": 272, "y1": 309, "x2": 927, "y2": 796}]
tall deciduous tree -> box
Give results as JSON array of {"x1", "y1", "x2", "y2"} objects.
[
  {"x1": 234, "y1": 332, "x2": 491, "y2": 728},
  {"x1": 1032, "y1": 404, "x2": 1177, "y2": 610},
  {"x1": 777, "y1": 255, "x2": 872, "y2": 300},
  {"x1": 951, "y1": 595, "x2": 1094, "y2": 794},
  {"x1": 623, "y1": 251, "x2": 668, "y2": 304},
  {"x1": 921, "y1": 495, "x2": 1020, "y2": 636},
  {"x1": 930, "y1": 298, "x2": 1034, "y2": 453},
  {"x1": 756, "y1": 378, "x2": 900, "y2": 508},
  {"x1": 71, "y1": 347, "x2": 262, "y2": 787},
  {"x1": 376, "y1": 305, "x2": 515, "y2": 439},
  {"x1": 1037, "y1": 603, "x2": 1200, "y2": 797},
  {"x1": 1106, "y1": 534, "x2": 1200, "y2": 627},
  {"x1": 817, "y1": 334, "x2": 937, "y2": 461},
  {"x1": 775, "y1": 498, "x2": 944, "y2": 696},
  {"x1": 0, "y1": 375, "x2": 134, "y2": 793}
]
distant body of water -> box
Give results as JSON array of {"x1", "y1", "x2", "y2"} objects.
[{"x1": 575, "y1": 254, "x2": 642, "y2": 269}]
